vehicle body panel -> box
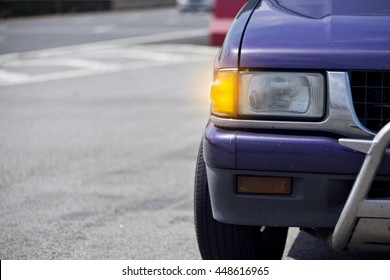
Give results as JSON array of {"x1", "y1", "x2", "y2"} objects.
[
  {"x1": 212, "y1": 0, "x2": 259, "y2": 66},
  {"x1": 204, "y1": 125, "x2": 390, "y2": 175},
  {"x1": 202, "y1": 0, "x2": 390, "y2": 252},
  {"x1": 240, "y1": 0, "x2": 390, "y2": 70}
]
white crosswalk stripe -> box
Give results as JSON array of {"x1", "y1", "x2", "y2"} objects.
[{"x1": 0, "y1": 43, "x2": 219, "y2": 87}]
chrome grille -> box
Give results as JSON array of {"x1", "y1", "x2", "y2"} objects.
[{"x1": 350, "y1": 71, "x2": 390, "y2": 132}]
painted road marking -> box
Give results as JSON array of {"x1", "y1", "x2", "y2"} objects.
[
  {"x1": 0, "y1": 28, "x2": 218, "y2": 87},
  {"x1": 93, "y1": 25, "x2": 116, "y2": 34},
  {"x1": 0, "y1": 43, "x2": 219, "y2": 87},
  {"x1": 0, "y1": 28, "x2": 209, "y2": 62}
]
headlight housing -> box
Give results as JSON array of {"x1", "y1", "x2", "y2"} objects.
[
  {"x1": 210, "y1": 70, "x2": 325, "y2": 120},
  {"x1": 239, "y1": 72, "x2": 325, "y2": 119}
]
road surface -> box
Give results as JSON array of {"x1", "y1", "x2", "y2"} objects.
[{"x1": 0, "y1": 8, "x2": 388, "y2": 260}]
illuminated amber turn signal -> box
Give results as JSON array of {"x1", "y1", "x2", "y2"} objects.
[{"x1": 210, "y1": 70, "x2": 238, "y2": 116}]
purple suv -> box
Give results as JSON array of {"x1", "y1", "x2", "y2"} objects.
[{"x1": 194, "y1": 0, "x2": 390, "y2": 259}]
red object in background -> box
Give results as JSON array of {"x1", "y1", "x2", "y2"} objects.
[{"x1": 209, "y1": 0, "x2": 247, "y2": 46}]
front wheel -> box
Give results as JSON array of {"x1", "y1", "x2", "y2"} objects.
[{"x1": 194, "y1": 140, "x2": 288, "y2": 260}]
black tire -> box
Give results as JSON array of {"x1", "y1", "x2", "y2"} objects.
[{"x1": 194, "y1": 140, "x2": 288, "y2": 260}]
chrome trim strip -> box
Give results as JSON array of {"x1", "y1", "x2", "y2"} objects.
[{"x1": 211, "y1": 71, "x2": 375, "y2": 139}]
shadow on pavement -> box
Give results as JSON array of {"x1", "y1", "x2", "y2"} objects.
[{"x1": 287, "y1": 230, "x2": 390, "y2": 260}]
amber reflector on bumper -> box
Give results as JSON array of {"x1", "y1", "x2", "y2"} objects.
[{"x1": 237, "y1": 176, "x2": 292, "y2": 195}]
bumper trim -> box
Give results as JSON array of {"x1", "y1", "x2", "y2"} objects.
[{"x1": 357, "y1": 200, "x2": 390, "y2": 218}]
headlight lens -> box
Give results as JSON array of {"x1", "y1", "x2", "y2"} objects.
[
  {"x1": 210, "y1": 69, "x2": 238, "y2": 117},
  {"x1": 239, "y1": 72, "x2": 325, "y2": 119}
]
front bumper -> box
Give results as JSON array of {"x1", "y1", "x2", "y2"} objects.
[{"x1": 204, "y1": 124, "x2": 390, "y2": 228}]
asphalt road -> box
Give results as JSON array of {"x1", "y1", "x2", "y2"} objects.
[
  {"x1": 0, "y1": 8, "x2": 388, "y2": 260},
  {"x1": 0, "y1": 8, "x2": 209, "y2": 54}
]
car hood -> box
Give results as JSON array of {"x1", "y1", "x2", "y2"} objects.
[
  {"x1": 266, "y1": 0, "x2": 390, "y2": 18},
  {"x1": 240, "y1": 0, "x2": 390, "y2": 70}
]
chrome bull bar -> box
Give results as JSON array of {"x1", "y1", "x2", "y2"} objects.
[{"x1": 331, "y1": 122, "x2": 390, "y2": 252}]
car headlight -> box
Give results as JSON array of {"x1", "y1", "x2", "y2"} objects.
[
  {"x1": 239, "y1": 72, "x2": 325, "y2": 119},
  {"x1": 210, "y1": 70, "x2": 325, "y2": 120}
]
